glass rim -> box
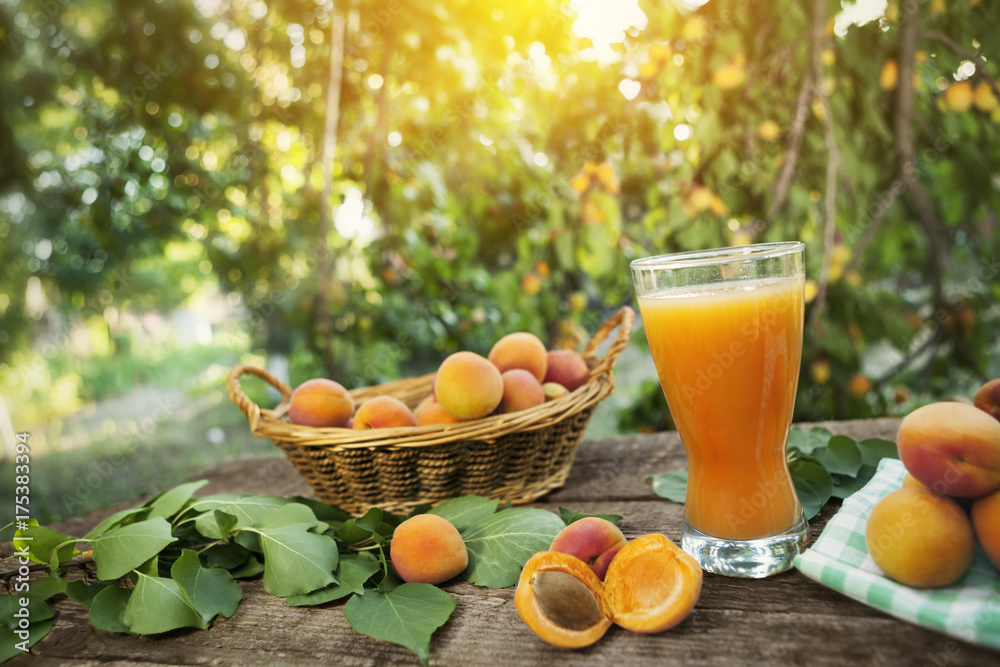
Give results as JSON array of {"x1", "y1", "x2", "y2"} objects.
[{"x1": 630, "y1": 241, "x2": 804, "y2": 271}]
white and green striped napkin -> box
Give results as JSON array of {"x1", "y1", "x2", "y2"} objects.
[{"x1": 794, "y1": 457, "x2": 1000, "y2": 651}]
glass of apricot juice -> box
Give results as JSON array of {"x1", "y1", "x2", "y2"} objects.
[{"x1": 630, "y1": 242, "x2": 809, "y2": 577}]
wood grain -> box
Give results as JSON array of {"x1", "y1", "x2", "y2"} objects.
[{"x1": 8, "y1": 419, "x2": 1000, "y2": 666}]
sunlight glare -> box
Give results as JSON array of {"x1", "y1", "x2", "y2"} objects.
[{"x1": 572, "y1": 0, "x2": 647, "y2": 62}]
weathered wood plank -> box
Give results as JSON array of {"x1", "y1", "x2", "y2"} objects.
[{"x1": 9, "y1": 420, "x2": 1000, "y2": 666}]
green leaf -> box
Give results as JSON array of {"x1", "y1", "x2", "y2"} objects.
[
  {"x1": 25, "y1": 576, "x2": 67, "y2": 600},
  {"x1": 83, "y1": 507, "x2": 148, "y2": 540},
  {"x1": 201, "y1": 543, "x2": 251, "y2": 570},
  {"x1": 286, "y1": 553, "x2": 382, "y2": 606},
  {"x1": 287, "y1": 496, "x2": 351, "y2": 523},
  {"x1": 790, "y1": 459, "x2": 834, "y2": 520},
  {"x1": 0, "y1": 619, "x2": 52, "y2": 663},
  {"x1": 91, "y1": 517, "x2": 178, "y2": 581},
  {"x1": 344, "y1": 583, "x2": 456, "y2": 667},
  {"x1": 229, "y1": 554, "x2": 264, "y2": 579},
  {"x1": 857, "y1": 438, "x2": 899, "y2": 467},
  {"x1": 0, "y1": 593, "x2": 55, "y2": 623},
  {"x1": 15, "y1": 522, "x2": 76, "y2": 566},
  {"x1": 257, "y1": 502, "x2": 327, "y2": 532},
  {"x1": 171, "y1": 550, "x2": 242, "y2": 623},
  {"x1": 812, "y1": 435, "x2": 864, "y2": 477},
  {"x1": 123, "y1": 572, "x2": 207, "y2": 634},
  {"x1": 195, "y1": 509, "x2": 239, "y2": 540},
  {"x1": 557, "y1": 508, "x2": 623, "y2": 526},
  {"x1": 831, "y1": 464, "x2": 880, "y2": 500},
  {"x1": 184, "y1": 494, "x2": 290, "y2": 529},
  {"x1": 429, "y1": 496, "x2": 498, "y2": 532},
  {"x1": 246, "y1": 524, "x2": 339, "y2": 597},
  {"x1": 66, "y1": 580, "x2": 115, "y2": 609},
  {"x1": 461, "y1": 508, "x2": 564, "y2": 588},
  {"x1": 354, "y1": 507, "x2": 384, "y2": 533},
  {"x1": 146, "y1": 480, "x2": 209, "y2": 520},
  {"x1": 89, "y1": 586, "x2": 131, "y2": 633},
  {"x1": 786, "y1": 427, "x2": 833, "y2": 455},
  {"x1": 648, "y1": 469, "x2": 689, "y2": 503}
]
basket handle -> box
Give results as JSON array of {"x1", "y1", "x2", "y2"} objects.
[
  {"x1": 226, "y1": 363, "x2": 294, "y2": 432},
  {"x1": 584, "y1": 306, "x2": 635, "y2": 378}
]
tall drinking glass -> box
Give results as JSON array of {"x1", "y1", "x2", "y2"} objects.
[{"x1": 630, "y1": 242, "x2": 808, "y2": 577}]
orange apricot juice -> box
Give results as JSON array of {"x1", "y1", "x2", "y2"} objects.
[{"x1": 638, "y1": 275, "x2": 804, "y2": 540}]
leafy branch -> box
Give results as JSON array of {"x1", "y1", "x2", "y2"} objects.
[{"x1": 1, "y1": 486, "x2": 586, "y2": 665}]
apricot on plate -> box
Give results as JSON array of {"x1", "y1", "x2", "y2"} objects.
[
  {"x1": 974, "y1": 379, "x2": 1000, "y2": 422},
  {"x1": 514, "y1": 551, "x2": 613, "y2": 648},
  {"x1": 544, "y1": 350, "x2": 590, "y2": 392},
  {"x1": 434, "y1": 351, "x2": 504, "y2": 420},
  {"x1": 549, "y1": 517, "x2": 627, "y2": 581},
  {"x1": 288, "y1": 378, "x2": 354, "y2": 428},
  {"x1": 865, "y1": 488, "x2": 975, "y2": 588},
  {"x1": 489, "y1": 332, "x2": 548, "y2": 382},
  {"x1": 896, "y1": 402, "x2": 1000, "y2": 498},
  {"x1": 417, "y1": 401, "x2": 464, "y2": 426},
  {"x1": 353, "y1": 395, "x2": 417, "y2": 429},
  {"x1": 501, "y1": 369, "x2": 545, "y2": 414},
  {"x1": 971, "y1": 489, "x2": 1000, "y2": 570},
  {"x1": 604, "y1": 533, "x2": 703, "y2": 633},
  {"x1": 390, "y1": 514, "x2": 469, "y2": 585}
]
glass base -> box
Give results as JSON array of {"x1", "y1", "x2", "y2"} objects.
[{"x1": 681, "y1": 513, "x2": 809, "y2": 578}]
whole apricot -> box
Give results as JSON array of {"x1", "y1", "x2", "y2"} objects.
[
  {"x1": 514, "y1": 551, "x2": 613, "y2": 648},
  {"x1": 500, "y1": 369, "x2": 545, "y2": 414},
  {"x1": 974, "y1": 378, "x2": 1000, "y2": 422},
  {"x1": 489, "y1": 332, "x2": 548, "y2": 382},
  {"x1": 288, "y1": 378, "x2": 354, "y2": 428},
  {"x1": 417, "y1": 401, "x2": 463, "y2": 426},
  {"x1": 897, "y1": 402, "x2": 1000, "y2": 498},
  {"x1": 865, "y1": 488, "x2": 975, "y2": 588},
  {"x1": 353, "y1": 396, "x2": 417, "y2": 429},
  {"x1": 542, "y1": 382, "x2": 570, "y2": 402},
  {"x1": 549, "y1": 517, "x2": 627, "y2": 581},
  {"x1": 543, "y1": 350, "x2": 590, "y2": 392},
  {"x1": 390, "y1": 514, "x2": 469, "y2": 585},
  {"x1": 971, "y1": 489, "x2": 1000, "y2": 570},
  {"x1": 603, "y1": 533, "x2": 702, "y2": 633},
  {"x1": 901, "y1": 473, "x2": 925, "y2": 489},
  {"x1": 434, "y1": 351, "x2": 504, "y2": 420}
]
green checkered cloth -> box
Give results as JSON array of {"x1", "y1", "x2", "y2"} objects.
[{"x1": 793, "y1": 458, "x2": 1000, "y2": 651}]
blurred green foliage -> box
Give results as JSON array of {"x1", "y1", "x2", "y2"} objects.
[{"x1": 1, "y1": 0, "x2": 998, "y2": 434}]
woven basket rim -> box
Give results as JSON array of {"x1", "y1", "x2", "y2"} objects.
[{"x1": 227, "y1": 306, "x2": 635, "y2": 452}]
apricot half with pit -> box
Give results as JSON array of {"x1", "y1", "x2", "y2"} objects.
[{"x1": 515, "y1": 534, "x2": 702, "y2": 648}]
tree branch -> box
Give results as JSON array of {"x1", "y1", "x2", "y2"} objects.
[
  {"x1": 807, "y1": 0, "x2": 841, "y2": 331},
  {"x1": 767, "y1": 67, "x2": 812, "y2": 222},
  {"x1": 922, "y1": 29, "x2": 1000, "y2": 95}
]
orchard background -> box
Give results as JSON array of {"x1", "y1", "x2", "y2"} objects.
[{"x1": 1, "y1": 0, "x2": 998, "y2": 519}]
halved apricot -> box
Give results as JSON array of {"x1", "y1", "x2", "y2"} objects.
[
  {"x1": 514, "y1": 551, "x2": 612, "y2": 648},
  {"x1": 604, "y1": 533, "x2": 703, "y2": 633},
  {"x1": 515, "y1": 534, "x2": 702, "y2": 648}
]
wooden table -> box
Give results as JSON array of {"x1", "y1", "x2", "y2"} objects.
[{"x1": 10, "y1": 419, "x2": 1000, "y2": 666}]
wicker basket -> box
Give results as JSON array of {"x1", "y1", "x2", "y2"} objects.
[{"x1": 226, "y1": 306, "x2": 635, "y2": 514}]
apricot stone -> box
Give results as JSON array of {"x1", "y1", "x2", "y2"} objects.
[
  {"x1": 865, "y1": 488, "x2": 975, "y2": 588},
  {"x1": 974, "y1": 379, "x2": 1000, "y2": 422},
  {"x1": 288, "y1": 378, "x2": 354, "y2": 428},
  {"x1": 543, "y1": 350, "x2": 590, "y2": 392},
  {"x1": 500, "y1": 369, "x2": 545, "y2": 414},
  {"x1": 549, "y1": 517, "x2": 627, "y2": 581},
  {"x1": 897, "y1": 402, "x2": 1000, "y2": 498},
  {"x1": 390, "y1": 514, "x2": 469, "y2": 585},
  {"x1": 417, "y1": 401, "x2": 464, "y2": 426},
  {"x1": 488, "y1": 332, "x2": 548, "y2": 382},
  {"x1": 434, "y1": 351, "x2": 504, "y2": 420},
  {"x1": 971, "y1": 489, "x2": 1000, "y2": 570},
  {"x1": 514, "y1": 551, "x2": 612, "y2": 648},
  {"x1": 353, "y1": 395, "x2": 417, "y2": 429},
  {"x1": 604, "y1": 533, "x2": 703, "y2": 633}
]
